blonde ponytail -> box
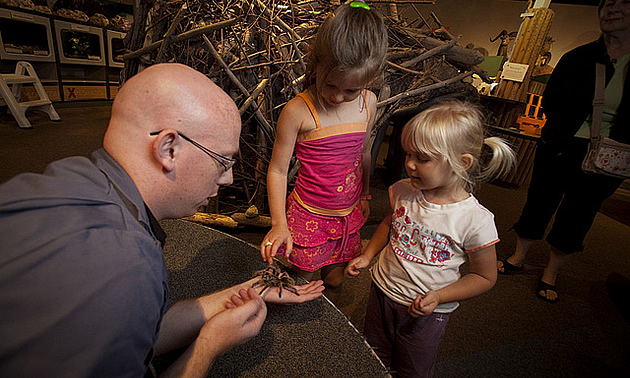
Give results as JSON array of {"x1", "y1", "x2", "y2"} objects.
[{"x1": 478, "y1": 136, "x2": 517, "y2": 183}]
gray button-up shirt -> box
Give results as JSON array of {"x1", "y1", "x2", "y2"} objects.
[{"x1": 0, "y1": 148, "x2": 170, "y2": 377}]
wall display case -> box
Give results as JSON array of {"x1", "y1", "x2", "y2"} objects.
[
  {"x1": 106, "y1": 30, "x2": 125, "y2": 99},
  {"x1": 1, "y1": 5, "x2": 125, "y2": 103},
  {"x1": 53, "y1": 19, "x2": 111, "y2": 100},
  {"x1": 54, "y1": 20, "x2": 105, "y2": 66},
  {"x1": 0, "y1": 8, "x2": 55, "y2": 62},
  {"x1": 107, "y1": 30, "x2": 125, "y2": 69},
  {"x1": 0, "y1": 8, "x2": 59, "y2": 101}
]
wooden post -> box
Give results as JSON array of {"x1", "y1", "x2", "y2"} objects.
[{"x1": 494, "y1": 7, "x2": 554, "y2": 102}]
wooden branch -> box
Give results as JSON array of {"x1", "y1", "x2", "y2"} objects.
[
  {"x1": 123, "y1": 18, "x2": 237, "y2": 60},
  {"x1": 252, "y1": 0, "x2": 307, "y2": 72},
  {"x1": 401, "y1": 35, "x2": 460, "y2": 67},
  {"x1": 128, "y1": 1, "x2": 491, "y2": 217},
  {"x1": 387, "y1": 60, "x2": 422, "y2": 75},
  {"x1": 410, "y1": 4, "x2": 432, "y2": 31},
  {"x1": 430, "y1": 11, "x2": 455, "y2": 40},
  {"x1": 121, "y1": 0, "x2": 154, "y2": 81},
  {"x1": 184, "y1": 213, "x2": 238, "y2": 228},
  {"x1": 388, "y1": 49, "x2": 423, "y2": 61},
  {"x1": 239, "y1": 78, "x2": 269, "y2": 115},
  {"x1": 232, "y1": 60, "x2": 300, "y2": 71},
  {"x1": 377, "y1": 71, "x2": 473, "y2": 107},
  {"x1": 156, "y1": 3, "x2": 187, "y2": 63},
  {"x1": 231, "y1": 213, "x2": 271, "y2": 228},
  {"x1": 184, "y1": 208, "x2": 271, "y2": 229},
  {"x1": 203, "y1": 35, "x2": 274, "y2": 136},
  {"x1": 370, "y1": 1, "x2": 435, "y2": 3},
  {"x1": 395, "y1": 29, "x2": 483, "y2": 67},
  {"x1": 203, "y1": 35, "x2": 249, "y2": 95},
  {"x1": 374, "y1": 85, "x2": 391, "y2": 124}
]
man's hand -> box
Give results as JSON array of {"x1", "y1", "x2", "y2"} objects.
[
  {"x1": 162, "y1": 288, "x2": 267, "y2": 377},
  {"x1": 259, "y1": 279, "x2": 325, "y2": 304},
  {"x1": 259, "y1": 280, "x2": 324, "y2": 304},
  {"x1": 200, "y1": 288, "x2": 267, "y2": 355},
  {"x1": 408, "y1": 291, "x2": 440, "y2": 317}
]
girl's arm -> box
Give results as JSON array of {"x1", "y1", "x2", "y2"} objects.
[
  {"x1": 359, "y1": 90, "x2": 378, "y2": 221},
  {"x1": 409, "y1": 245, "x2": 498, "y2": 317},
  {"x1": 261, "y1": 98, "x2": 306, "y2": 263},
  {"x1": 346, "y1": 210, "x2": 392, "y2": 276}
]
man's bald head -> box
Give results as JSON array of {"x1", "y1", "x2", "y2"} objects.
[
  {"x1": 105, "y1": 63, "x2": 238, "y2": 147},
  {"x1": 103, "y1": 63, "x2": 241, "y2": 219}
]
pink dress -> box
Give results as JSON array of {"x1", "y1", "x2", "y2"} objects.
[{"x1": 279, "y1": 91, "x2": 369, "y2": 272}]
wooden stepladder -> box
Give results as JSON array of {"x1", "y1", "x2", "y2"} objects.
[{"x1": 0, "y1": 61, "x2": 60, "y2": 129}]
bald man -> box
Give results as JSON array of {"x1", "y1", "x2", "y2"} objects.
[{"x1": 0, "y1": 64, "x2": 323, "y2": 378}]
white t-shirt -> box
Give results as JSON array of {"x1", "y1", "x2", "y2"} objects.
[{"x1": 370, "y1": 179, "x2": 499, "y2": 313}]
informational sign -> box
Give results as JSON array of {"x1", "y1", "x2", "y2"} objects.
[{"x1": 501, "y1": 62, "x2": 530, "y2": 82}]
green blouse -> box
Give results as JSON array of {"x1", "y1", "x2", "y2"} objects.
[{"x1": 575, "y1": 52, "x2": 630, "y2": 139}]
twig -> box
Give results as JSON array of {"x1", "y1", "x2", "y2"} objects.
[
  {"x1": 377, "y1": 71, "x2": 473, "y2": 107},
  {"x1": 156, "y1": 3, "x2": 187, "y2": 63},
  {"x1": 202, "y1": 34, "x2": 274, "y2": 137},
  {"x1": 124, "y1": 18, "x2": 238, "y2": 60},
  {"x1": 401, "y1": 35, "x2": 460, "y2": 67},
  {"x1": 252, "y1": 0, "x2": 307, "y2": 72},
  {"x1": 386, "y1": 60, "x2": 422, "y2": 75},
  {"x1": 239, "y1": 78, "x2": 270, "y2": 115}
]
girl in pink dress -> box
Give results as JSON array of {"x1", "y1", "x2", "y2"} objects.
[{"x1": 260, "y1": 2, "x2": 388, "y2": 302}]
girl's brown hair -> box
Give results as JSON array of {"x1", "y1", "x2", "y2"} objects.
[{"x1": 304, "y1": 3, "x2": 388, "y2": 93}]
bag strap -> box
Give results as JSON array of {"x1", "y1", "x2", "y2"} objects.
[{"x1": 590, "y1": 63, "x2": 606, "y2": 140}]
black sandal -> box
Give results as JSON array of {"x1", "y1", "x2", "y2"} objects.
[
  {"x1": 497, "y1": 259, "x2": 524, "y2": 275},
  {"x1": 536, "y1": 278, "x2": 558, "y2": 304}
]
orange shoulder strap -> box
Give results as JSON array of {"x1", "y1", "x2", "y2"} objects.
[{"x1": 296, "y1": 92, "x2": 322, "y2": 129}]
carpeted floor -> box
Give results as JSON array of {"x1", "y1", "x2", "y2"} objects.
[{"x1": 2, "y1": 103, "x2": 630, "y2": 377}]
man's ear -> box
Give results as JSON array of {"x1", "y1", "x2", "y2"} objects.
[
  {"x1": 461, "y1": 153, "x2": 474, "y2": 171},
  {"x1": 152, "y1": 130, "x2": 179, "y2": 173}
]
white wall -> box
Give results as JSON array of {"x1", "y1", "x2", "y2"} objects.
[{"x1": 398, "y1": 0, "x2": 600, "y2": 67}]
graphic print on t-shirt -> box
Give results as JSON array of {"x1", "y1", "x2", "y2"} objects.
[{"x1": 390, "y1": 205, "x2": 452, "y2": 267}]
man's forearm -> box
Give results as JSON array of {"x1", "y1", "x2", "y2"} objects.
[{"x1": 154, "y1": 279, "x2": 258, "y2": 355}]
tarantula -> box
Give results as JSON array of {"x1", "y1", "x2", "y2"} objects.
[{"x1": 252, "y1": 264, "x2": 299, "y2": 298}]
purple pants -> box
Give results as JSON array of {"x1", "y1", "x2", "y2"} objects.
[{"x1": 364, "y1": 283, "x2": 450, "y2": 378}]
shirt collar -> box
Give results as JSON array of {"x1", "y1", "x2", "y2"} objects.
[
  {"x1": 92, "y1": 148, "x2": 167, "y2": 246},
  {"x1": 145, "y1": 203, "x2": 167, "y2": 247}
]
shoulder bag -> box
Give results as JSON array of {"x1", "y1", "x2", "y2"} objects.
[{"x1": 581, "y1": 63, "x2": 630, "y2": 179}]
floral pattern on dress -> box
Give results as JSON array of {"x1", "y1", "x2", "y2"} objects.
[{"x1": 274, "y1": 194, "x2": 365, "y2": 272}]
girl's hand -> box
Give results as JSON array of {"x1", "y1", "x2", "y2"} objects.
[
  {"x1": 345, "y1": 255, "x2": 371, "y2": 277},
  {"x1": 260, "y1": 226, "x2": 293, "y2": 264},
  {"x1": 408, "y1": 291, "x2": 440, "y2": 317},
  {"x1": 360, "y1": 200, "x2": 371, "y2": 222}
]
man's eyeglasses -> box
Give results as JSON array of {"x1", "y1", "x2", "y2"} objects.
[{"x1": 150, "y1": 130, "x2": 236, "y2": 172}]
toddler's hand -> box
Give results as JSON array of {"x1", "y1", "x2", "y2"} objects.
[
  {"x1": 408, "y1": 291, "x2": 440, "y2": 317},
  {"x1": 345, "y1": 255, "x2": 370, "y2": 277}
]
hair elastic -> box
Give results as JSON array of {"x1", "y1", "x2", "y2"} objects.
[{"x1": 350, "y1": 1, "x2": 370, "y2": 10}]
